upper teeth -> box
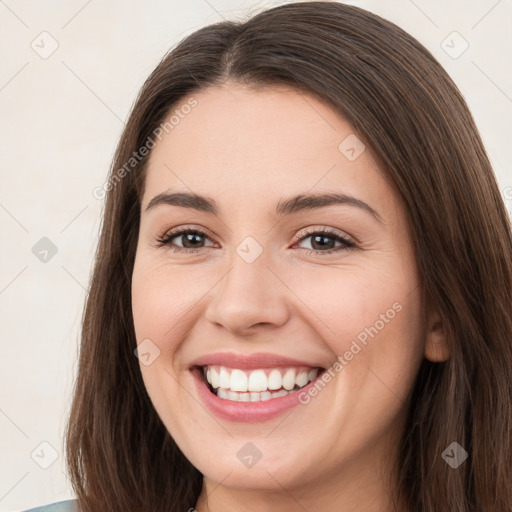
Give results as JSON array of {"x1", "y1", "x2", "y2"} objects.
[{"x1": 203, "y1": 366, "x2": 319, "y2": 393}]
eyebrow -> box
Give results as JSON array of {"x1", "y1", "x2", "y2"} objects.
[{"x1": 144, "y1": 191, "x2": 383, "y2": 224}]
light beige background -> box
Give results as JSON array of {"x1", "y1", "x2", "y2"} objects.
[{"x1": 0, "y1": 1, "x2": 510, "y2": 511}]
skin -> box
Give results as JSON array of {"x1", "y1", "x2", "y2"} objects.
[{"x1": 131, "y1": 82, "x2": 449, "y2": 512}]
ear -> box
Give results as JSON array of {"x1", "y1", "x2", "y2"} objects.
[{"x1": 424, "y1": 310, "x2": 450, "y2": 362}]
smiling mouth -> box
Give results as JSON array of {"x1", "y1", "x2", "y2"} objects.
[{"x1": 195, "y1": 365, "x2": 325, "y2": 402}]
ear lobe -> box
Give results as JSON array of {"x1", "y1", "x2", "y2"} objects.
[{"x1": 424, "y1": 316, "x2": 450, "y2": 362}]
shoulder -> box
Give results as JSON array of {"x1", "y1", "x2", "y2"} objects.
[{"x1": 20, "y1": 499, "x2": 77, "y2": 512}]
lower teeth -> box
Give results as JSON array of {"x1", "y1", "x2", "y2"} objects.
[{"x1": 213, "y1": 385, "x2": 302, "y2": 402}]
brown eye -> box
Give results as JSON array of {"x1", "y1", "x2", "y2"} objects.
[
  {"x1": 156, "y1": 228, "x2": 214, "y2": 252},
  {"x1": 295, "y1": 228, "x2": 356, "y2": 255}
]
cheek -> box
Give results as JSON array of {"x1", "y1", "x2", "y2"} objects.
[
  {"x1": 290, "y1": 260, "x2": 419, "y2": 337},
  {"x1": 283, "y1": 259, "x2": 424, "y2": 395},
  {"x1": 131, "y1": 258, "x2": 197, "y2": 348},
  {"x1": 131, "y1": 261, "x2": 196, "y2": 434}
]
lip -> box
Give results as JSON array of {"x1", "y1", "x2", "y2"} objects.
[
  {"x1": 190, "y1": 365, "x2": 326, "y2": 423},
  {"x1": 190, "y1": 351, "x2": 325, "y2": 370}
]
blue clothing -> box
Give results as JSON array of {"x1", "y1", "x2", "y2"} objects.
[{"x1": 21, "y1": 499, "x2": 77, "y2": 512}]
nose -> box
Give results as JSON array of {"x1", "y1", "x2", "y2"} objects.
[{"x1": 203, "y1": 248, "x2": 290, "y2": 336}]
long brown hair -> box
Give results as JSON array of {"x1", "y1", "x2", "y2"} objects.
[{"x1": 65, "y1": 2, "x2": 512, "y2": 510}]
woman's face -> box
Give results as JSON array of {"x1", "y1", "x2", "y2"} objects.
[{"x1": 131, "y1": 83, "x2": 440, "y2": 505}]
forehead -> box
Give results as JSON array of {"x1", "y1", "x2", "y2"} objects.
[
  {"x1": 148, "y1": 83, "x2": 354, "y2": 167},
  {"x1": 142, "y1": 83, "x2": 399, "y2": 219}
]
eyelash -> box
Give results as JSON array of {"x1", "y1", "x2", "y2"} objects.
[{"x1": 155, "y1": 226, "x2": 356, "y2": 255}]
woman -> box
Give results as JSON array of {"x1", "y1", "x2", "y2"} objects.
[{"x1": 26, "y1": 1, "x2": 512, "y2": 511}]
